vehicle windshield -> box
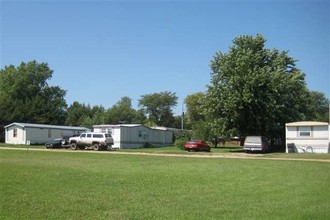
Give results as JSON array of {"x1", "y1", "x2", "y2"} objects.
[{"x1": 105, "y1": 133, "x2": 112, "y2": 137}]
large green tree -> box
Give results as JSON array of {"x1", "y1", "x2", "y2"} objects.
[
  {"x1": 0, "y1": 61, "x2": 67, "y2": 125},
  {"x1": 204, "y1": 34, "x2": 314, "y2": 141},
  {"x1": 105, "y1": 96, "x2": 145, "y2": 124},
  {"x1": 65, "y1": 102, "x2": 106, "y2": 128},
  {"x1": 138, "y1": 91, "x2": 178, "y2": 127}
]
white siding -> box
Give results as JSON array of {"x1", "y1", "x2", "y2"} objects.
[
  {"x1": 25, "y1": 127, "x2": 83, "y2": 144},
  {"x1": 5, "y1": 125, "x2": 25, "y2": 144},
  {"x1": 313, "y1": 126, "x2": 328, "y2": 138},
  {"x1": 93, "y1": 124, "x2": 173, "y2": 149}
]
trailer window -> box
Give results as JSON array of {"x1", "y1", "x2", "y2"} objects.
[
  {"x1": 13, "y1": 128, "x2": 17, "y2": 137},
  {"x1": 298, "y1": 126, "x2": 311, "y2": 137},
  {"x1": 299, "y1": 132, "x2": 311, "y2": 136}
]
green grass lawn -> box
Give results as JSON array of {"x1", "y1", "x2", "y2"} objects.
[{"x1": 1, "y1": 149, "x2": 329, "y2": 219}]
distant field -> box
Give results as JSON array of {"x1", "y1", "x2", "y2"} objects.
[{"x1": 0, "y1": 149, "x2": 329, "y2": 219}]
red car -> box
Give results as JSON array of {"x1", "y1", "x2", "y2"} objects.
[{"x1": 184, "y1": 140, "x2": 211, "y2": 152}]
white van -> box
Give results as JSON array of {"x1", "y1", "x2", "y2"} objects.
[{"x1": 243, "y1": 136, "x2": 270, "y2": 153}]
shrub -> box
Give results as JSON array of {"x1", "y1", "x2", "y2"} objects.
[
  {"x1": 173, "y1": 130, "x2": 192, "y2": 150},
  {"x1": 174, "y1": 139, "x2": 186, "y2": 150}
]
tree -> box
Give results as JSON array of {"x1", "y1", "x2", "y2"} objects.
[
  {"x1": 184, "y1": 93, "x2": 215, "y2": 140},
  {"x1": 305, "y1": 91, "x2": 329, "y2": 122},
  {"x1": 65, "y1": 102, "x2": 106, "y2": 128},
  {"x1": 138, "y1": 91, "x2": 178, "y2": 127},
  {"x1": 89, "y1": 105, "x2": 106, "y2": 126},
  {"x1": 204, "y1": 34, "x2": 312, "y2": 142},
  {"x1": 65, "y1": 102, "x2": 93, "y2": 126},
  {"x1": 106, "y1": 96, "x2": 145, "y2": 124},
  {"x1": 0, "y1": 60, "x2": 67, "y2": 125},
  {"x1": 184, "y1": 92, "x2": 205, "y2": 130}
]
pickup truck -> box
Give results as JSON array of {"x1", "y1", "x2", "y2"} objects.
[{"x1": 69, "y1": 132, "x2": 114, "y2": 151}]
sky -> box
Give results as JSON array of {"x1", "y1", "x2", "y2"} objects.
[{"x1": 1, "y1": 0, "x2": 329, "y2": 115}]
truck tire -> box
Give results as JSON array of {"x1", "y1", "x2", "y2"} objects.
[
  {"x1": 71, "y1": 143, "x2": 78, "y2": 150},
  {"x1": 93, "y1": 143, "x2": 100, "y2": 151}
]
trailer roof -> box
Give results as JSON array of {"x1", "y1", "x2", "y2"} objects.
[
  {"x1": 93, "y1": 124, "x2": 142, "y2": 128},
  {"x1": 5, "y1": 122, "x2": 88, "y2": 131},
  {"x1": 285, "y1": 121, "x2": 329, "y2": 127}
]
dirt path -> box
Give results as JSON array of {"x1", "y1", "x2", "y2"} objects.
[{"x1": 1, "y1": 147, "x2": 329, "y2": 163}]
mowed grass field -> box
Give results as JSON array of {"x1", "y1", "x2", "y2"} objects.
[{"x1": 1, "y1": 149, "x2": 329, "y2": 219}]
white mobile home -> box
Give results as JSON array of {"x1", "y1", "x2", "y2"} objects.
[
  {"x1": 5, "y1": 122, "x2": 88, "y2": 145},
  {"x1": 285, "y1": 121, "x2": 329, "y2": 153},
  {"x1": 93, "y1": 124, "x2": 174, "y2": 149}
]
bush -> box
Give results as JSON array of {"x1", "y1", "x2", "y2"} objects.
[
  {"x1": 173, "y1": 130, "x2": 192, "y2": 150},
  {"x1": 174, "y1": 139, "x2": 186, "y2": 150}
]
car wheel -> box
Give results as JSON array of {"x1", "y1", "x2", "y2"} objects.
[
  {"x1": 93, "y1": 143, "x2": 100, "y2": 151},
  {"x1": 71, "y1": 143, "x2": 78, "y2": 150}
]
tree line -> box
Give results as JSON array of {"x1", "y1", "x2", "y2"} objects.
[
  {"x1": 1, "y1": 34, "x2": 328, "y2": 145},
  {"x1": 0, "y1": 60, "x2": 180, "y2": 129}
]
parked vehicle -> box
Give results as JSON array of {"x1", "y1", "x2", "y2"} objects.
[
  {"x1": 45, "y1": 138, "x2": 63, "y2": 148},
  {"x1": 184, "y1": 140, "x2": 211, "y2": 152},
  {"x1": 69, "y1": 132, "x2": 114, "y2": 151},
  {"x1": 61, "y1": 134, "x2": 80, "y2": 145},
  {"x1": 243, "y1": 136, "x2": 270, "y2": 153}
]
